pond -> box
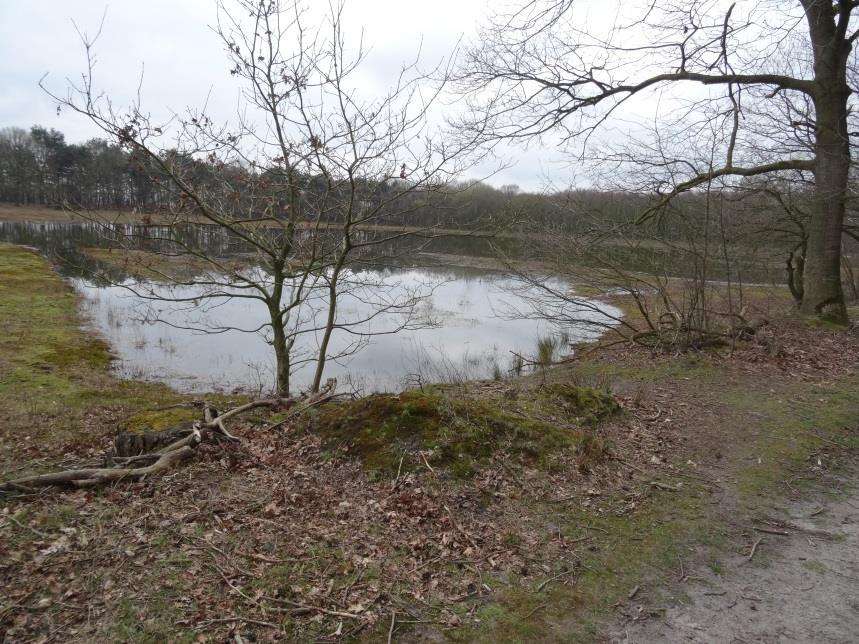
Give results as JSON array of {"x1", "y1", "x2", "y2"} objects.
[{"x1": 1, "y1": 221, "x2": 621, "y2": 394}]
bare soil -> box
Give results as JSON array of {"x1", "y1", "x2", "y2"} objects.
[{"x1": 611, "y1": 470, "x2": 859, "y2": 644}]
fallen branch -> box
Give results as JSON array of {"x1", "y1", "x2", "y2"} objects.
[
  {"x1": 0, "y1": 395, "x2": 285, "y2": 494},
  {"x1": 5, "y1": 514, "x2": 50, "y2": 538},
  {"x1": 747, "y1": 537, "x2": 764, "y2": 562},
  {"x1": 192, "y1": 615, "x2": 281, "y2": 631},
  {"x1": 650, "y1": 481, "x2": 680, "y2": 492},
  {"x1": 262, "y1": 391, "x2": 343, "y2": 431},
  {"x1": 753, "y1": 526, "x2": 790, "y2": 536},
  {"x1": 444, "y1": 504, "x2": 481, "y2": 550},
  {"x1": 535, "y1": 568, "x2": 575, "y2": 592},
  {"x1": 387, "y1": 611, "x2": 396, "y2": 644},
  {"x1": 0, "y1": 446, "x2": 195, "y2": 492}
]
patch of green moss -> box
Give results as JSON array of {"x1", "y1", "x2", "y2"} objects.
[
  {"x1": 305, "y1": 389, "x2": 609, "y2": 479},
  {"x1": 805, "y1": 317, "x2": 849, "y2": 330},
  {"x1": 536, "y1": 383, "x2": 620, "y2": 423},
  {"x1": 40, "y1": 338, "x2": 113, "y2": 369},
  {"x1": 122, "y1": 407, "x2": 201, "y2": 433},
  {"x1": 728, "y1": 378, "x2": 859, "y2": 507}
]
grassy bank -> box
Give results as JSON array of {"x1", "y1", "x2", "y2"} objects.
[
  {"x1": 0, "y1": 244, "x2": 197, "y2": 476},
  {"x1": 2, "y1": 242, "x2": 859, "y2": 643}
]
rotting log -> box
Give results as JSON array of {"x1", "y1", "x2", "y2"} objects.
[
  {"x1": 0, "y1": 380, "x2": 350, "y2": 495},
  {"x1": 0, "y1": 391, "x2": 338, "y2": 494},
  {"x1": 0, "y1": 446, "x2": 196, "y2": 492}
]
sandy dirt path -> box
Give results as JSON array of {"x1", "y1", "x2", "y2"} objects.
[{"x1": 611, "y1": 470, "x2": 859, "y2": 644}]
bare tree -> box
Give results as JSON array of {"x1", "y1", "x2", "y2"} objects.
[
  {"x1": 457, "y1": 0, "x2": 859, "y2": 324},
  {"x1": 44, "y1": 0, "x2": 480, "y2": 397}
]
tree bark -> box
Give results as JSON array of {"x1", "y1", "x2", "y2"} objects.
[
  {"x1": 310, "y1": 275, "x2": 339, "y2": 393},
  {"x1": 271, "y1": 311, "x2": 291, "y2": 397},
  {"x1": 801, "y1": 0, "x2": 851, "y2": 324}
]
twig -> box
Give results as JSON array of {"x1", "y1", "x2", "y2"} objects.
[
  {"x1": 209, "y1": 563, "x2": 259, "y2": 606},
  {"x1": 616, "y1": 457, "x2": 647, "y2": 474},
  {"x1": 5, "y1": 514, "x2": 50, "y2": 538},
  {"x1": 524, "y1": 604, "x2": 547, "y2": 619},
  {"x1": 408, "y1": 555, "x2": 443, "y2": 574},
  {"x1": 535, "y1": 568, "x2": 575, "y2": 592},
  {"x1": 753, "y1": 526, "x2": 790, "y2": 536},
  {"x1": 392, "y1": 451, "x2": 407, "y2": 491},
  {"x1": 747, "y1": 537, "x2": 763, "y2": 562},
  {"x1": 444, "y1": 505, "x2": 480, "y2": 550},
  {"x1": 640, "y1": 408, "x2": 663, "y2": 423},
  {"x1": 420, "y1": 451, "x2": 436, "y2": 474},
  {"x1": 262, "y1": 595, "x2": 364, "y2": 619},
  {"x1": 193, "y1": 616, "x2": 280, "y2": 630},
  {"x1": 650, "y1": 481, "x2": 681, "y2": 492},
  {"x1": 500, "y1": 458, "x2": 527, "y2": 489},
  {"x1": 387, "y1": 611, "x2": 396, "y2": 644},
  {"x1": 236, "y1": 550, "x2": 305, "y2": 564}
]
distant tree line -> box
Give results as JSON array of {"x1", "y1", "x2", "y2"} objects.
[
  {"x1": 2, "y1": 123, "x2": 848, "y2": 257},
  {"x1": 0, "y1": 126, "x2": 175, "y2": 211},
  {"x1": 0, "y1": 124, "x2": 657, "y2": 231}
]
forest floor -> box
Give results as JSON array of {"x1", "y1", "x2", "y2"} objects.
[{"x1": 1, "y1": 243, "x2": 859, "y2": 643}]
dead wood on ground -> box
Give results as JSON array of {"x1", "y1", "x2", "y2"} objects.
[{"x1": 0, "y1": 390, "x2": 338, "y2": 493}]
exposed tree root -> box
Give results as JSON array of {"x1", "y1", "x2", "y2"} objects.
[
  {"x1": 0, "y1": 392, "x2": 336, "y2": 494},
  {"x1": 0, "y1": 446, "x2": 196, "y2": 491}
]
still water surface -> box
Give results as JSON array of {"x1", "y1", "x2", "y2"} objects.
[
  {"x1": 2, "y1": 221, "x2": 620, "y2": 393},
  {"x1": 74, "y1": 267, "x2": 618, "y2": 393}
]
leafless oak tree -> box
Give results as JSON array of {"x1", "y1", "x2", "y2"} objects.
[
  {"x1": 457, "y1": 0, "x2": 859, "y2": 324},
  {"x1": 44, "y1": 0, "x2": 481, "y2": 396}
]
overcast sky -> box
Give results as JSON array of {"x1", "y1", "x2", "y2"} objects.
[{"x1": 0, "y1": 0, "x2": 581, "y2": 191}]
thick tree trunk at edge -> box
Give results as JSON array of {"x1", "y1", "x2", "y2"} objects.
[{"x1": 801, "y1": 0, "x2": 850, "y2": 325}]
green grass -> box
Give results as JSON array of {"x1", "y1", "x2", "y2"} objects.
[
  {"x1": 0, "y1": 243, "x2": 192, "y2": 474},
  {"x1": 728, "y1": 378, "x2": 859, "y2": 508}
]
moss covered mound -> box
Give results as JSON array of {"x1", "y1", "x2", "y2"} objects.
[
  {"x1": 536, "y1": 383, "x2": 621, "y2": 423},
  {"x1": 304, "y1": 386, "x2": 618, "y2": 478},
  {"x1": 122, "y1": 407, "x2": 200, "y2": 433}
]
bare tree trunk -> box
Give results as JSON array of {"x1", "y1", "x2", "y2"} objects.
[
  {"x1": 802, "y1": 89, "x2": 850, "y2": 323},
  {"x1": 310, "y1": 275, "x2": 339, "y2": 394},
  {"x1": 801, "y1": 0, "x2": 850, "y2": 324},
  {"x1": 269, "y1": 297, "x2": 291, "y2": 397},
  {"x1": 271, "y1": 319, "x2": 290, "y2": 397},
  {"x1": 311, "y1": 241, "x2": 351, "y2": 393}
]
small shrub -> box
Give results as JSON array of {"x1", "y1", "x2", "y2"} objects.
[{"x1": 535, "y1": 335, "x2": 557, "y2": 368}]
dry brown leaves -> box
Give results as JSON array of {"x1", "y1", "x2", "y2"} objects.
[{"x1": 0, "y1": 399, "x2": 682, "y2": 643}]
